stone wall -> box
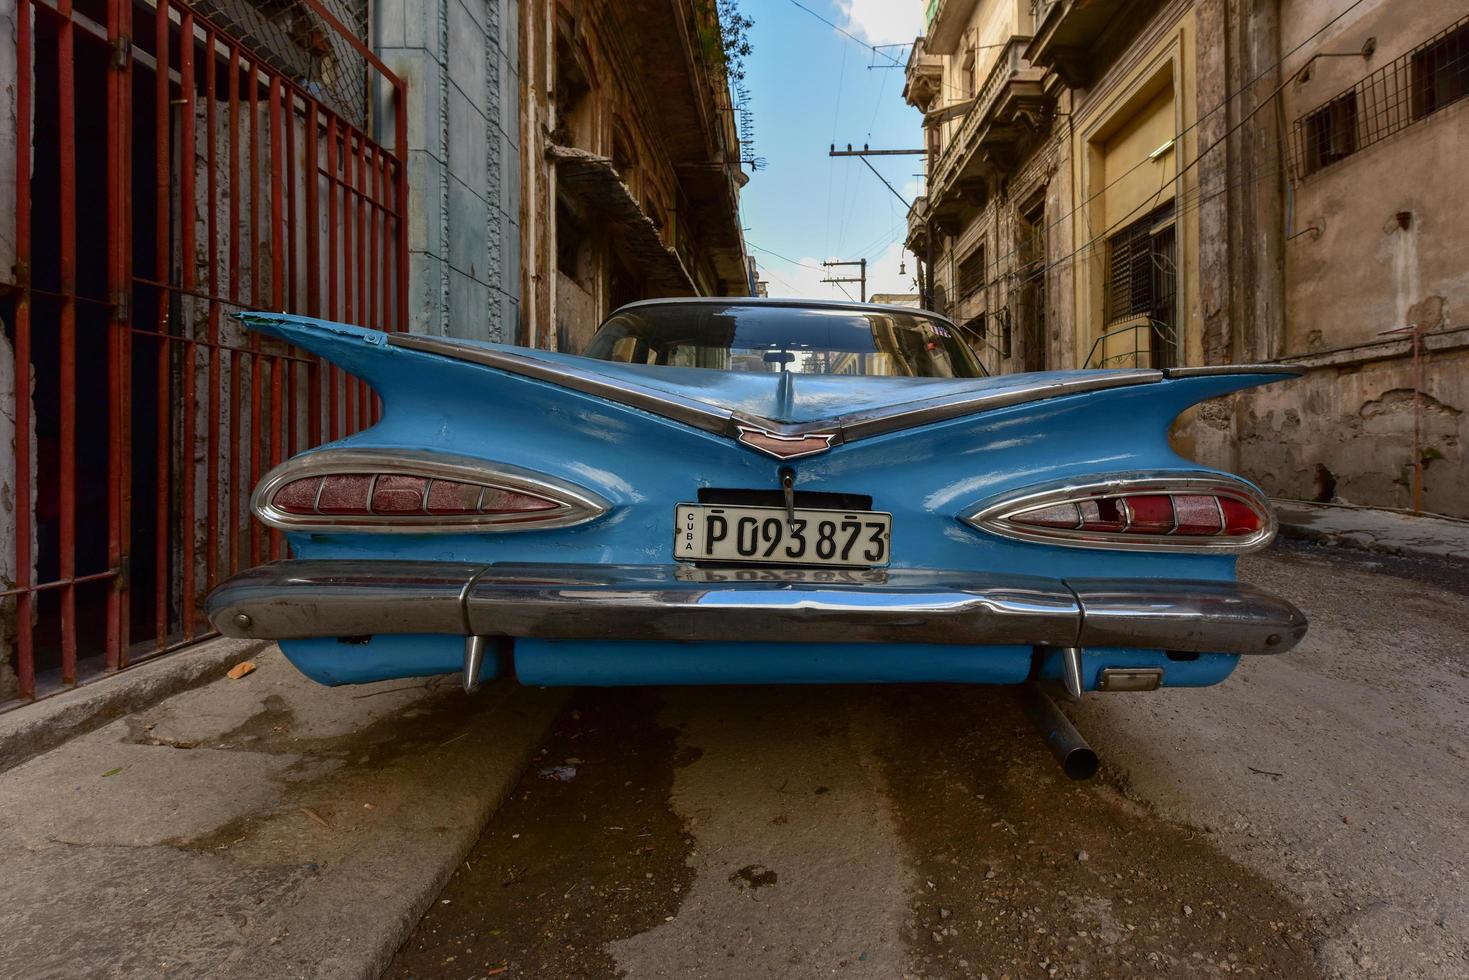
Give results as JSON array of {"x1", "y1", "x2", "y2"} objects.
[{"x1": 377, "y1": 0, "x2": 520, "y2": 341}]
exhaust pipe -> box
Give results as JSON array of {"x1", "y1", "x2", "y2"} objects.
[{"x1": 1023, "y1": 683, "x2": 1099, "y2": 780}]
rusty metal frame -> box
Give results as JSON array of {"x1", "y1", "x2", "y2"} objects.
[{"x1": 4, "y1": 0, "x2": 409, "y2": 703}]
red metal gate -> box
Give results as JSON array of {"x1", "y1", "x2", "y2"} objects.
[{"x1": 2, "y1": 0, "x2": 408, "y2": 703}]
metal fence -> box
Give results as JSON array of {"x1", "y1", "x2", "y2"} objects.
[
  {"x1": 1290, "y1": 13, "x2": 1469, "y2": 179},
  {"x1": 2, "y1": 0, "x2": 409, "y2": 704}
]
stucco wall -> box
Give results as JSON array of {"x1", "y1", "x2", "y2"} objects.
[
  {"x1": 1238, "y1": 347, "x2": 1468, "y2": 515},
  {"x1": 1238, "y1": 0, "x2": 1469, "y2": 516}
]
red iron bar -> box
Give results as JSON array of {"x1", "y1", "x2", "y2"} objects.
[{"x1": 4, "y1": 0, "x2": 409, "y2": 704}]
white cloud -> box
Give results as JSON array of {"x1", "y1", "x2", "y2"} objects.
[
  {"x1": 835, "y1": 0, "x2": 926, "y2": 46},
  {"x1": 759, "y1": 242, "x2": 921, "y2": 301}
]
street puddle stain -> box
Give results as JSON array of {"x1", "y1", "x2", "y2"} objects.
[
  {"x1": 729, "y1": 863, "x2": 779, "y2": 891},
  {"x1": 384, "y1": 688, "x2": 693, "y2": 980},
  {"x1": 874, "y1": 684, "x2": 1323, "y2": 979}
]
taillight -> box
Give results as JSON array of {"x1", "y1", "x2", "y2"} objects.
[
  {"x1": 965, "y1": 473, "x2": 1274, "y2": 552},
  {"x1": 253, "y1": 449, "x2": 608, "y2": 533}
]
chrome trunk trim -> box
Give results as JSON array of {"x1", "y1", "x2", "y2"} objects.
[
  {"x1": 385, "y1": 333, "x2": 1167, "y2": 451},
  {"x1": 1162, "y1": 364, "x2": 1305, "y2": 378},
  {"x1": 205, "y1": 560, "x2": 1307, "y2": 657},
  {"x1": 388, "y1": 334, "x2": 736, "y2": 436}
]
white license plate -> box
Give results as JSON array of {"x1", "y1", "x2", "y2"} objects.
[{"x1": 674, "y1": 504, "x2": 892, "y2": 567}]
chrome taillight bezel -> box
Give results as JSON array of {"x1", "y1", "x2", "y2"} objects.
[
  {"x1": 252, "y1": 448, "x2": 610, "y2": 533},
  {"x1": 962, "y1": 471, "x2": 1276, "y2": 554}
]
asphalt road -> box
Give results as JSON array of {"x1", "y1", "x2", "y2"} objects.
[{"x1": 387, "y1": 543, "x2": 1469, "y2": 980}]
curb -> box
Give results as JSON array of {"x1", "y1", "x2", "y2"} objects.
[
  {"x1": 1276, "y1": 520, "x2": 1469, "y2": 565},
  {"x1": 0, "y1": 635, "x2": 268, "y2": 775}
]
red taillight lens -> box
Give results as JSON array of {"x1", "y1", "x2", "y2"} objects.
[
  {"x1": 1172, "y1": 494, "x2": 1223, "y2": 535},
  {"x1": 998, "y1": 484, "x2": 1271, "y2": 550},
  {"x1": 270, "y1": 474, "x2": 565, "y2": 519},
  {"x1": 254, "y1": 451, "x2": 610, "y2": 533},
  {"x1": 1219, "y1": 497, "x2": 1263, "y2": 535},
  {"x1": 1121, "y1": 494, "x2": 1173, "y2": 533}
]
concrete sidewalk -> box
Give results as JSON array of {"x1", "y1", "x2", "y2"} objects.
[
  {"x1": 1273, "y1": 498, "x2": 1469, "y2": 563},
  {"x1": 0, "y1": 646, "x2": 565, "y2": 980}
]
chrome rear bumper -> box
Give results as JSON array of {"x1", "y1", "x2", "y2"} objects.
[{"x1": 205, "y1": 560, "x2": 1307, "y2": 656}]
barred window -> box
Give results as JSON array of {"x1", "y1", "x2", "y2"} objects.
[
  {"x1": 1291, "y1": 15, "x2": 1469, "y2": 179},
  {"x1": 1104, "y1": 202, "x2": 1177, "y2": 367},
  {"x1": 1302, "y1": 92, "x2": 1358, "y2": 176},
  {"x1": 1105, "y1": 203, "x2": 1174, "y2": 324},
  {"x1": 957, "y1": 246, "x2": 986, "y2": 297},
  {"x1": 1413, "y1": 23, "x2": 1469, "y2": 117}
]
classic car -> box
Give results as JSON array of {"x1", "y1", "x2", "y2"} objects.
[{"x1": 207, "y1": 298, "x2": 1307, "y2": 778}]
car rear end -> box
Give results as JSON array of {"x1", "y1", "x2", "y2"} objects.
[{"x1": 207, "y1": 309, "x2": 1306, "y2": 724}]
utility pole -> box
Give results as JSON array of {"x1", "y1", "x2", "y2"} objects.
[
  {"x1": 828, "y1": 145, "x2": 933, "y2": 311},
  {"x1": 822, "y1": 259, "x2": 868, "y2": 303}
]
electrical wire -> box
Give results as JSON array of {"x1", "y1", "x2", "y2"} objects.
[
  {"x1": 747, "y1": 241, "x2": 827, "y2": 271},
  {"x1": 925, "y1": 0, "x2": 1369, "y2": 301}
]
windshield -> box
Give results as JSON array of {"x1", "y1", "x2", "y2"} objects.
[{"x1": 581, "y1": 303, "x2": 987, "y2": 378}]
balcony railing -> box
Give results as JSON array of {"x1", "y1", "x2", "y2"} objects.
[
  {"x1": 930, "y1": 36, "x2": 1034, "y2": 193},
  {"x1": 1030, "y1": 0, "x2": 1061, "y2": 28}
]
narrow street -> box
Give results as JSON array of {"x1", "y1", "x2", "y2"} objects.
[{"x1": 386, "y1": 543, "x2": 1469, "y2": 980}]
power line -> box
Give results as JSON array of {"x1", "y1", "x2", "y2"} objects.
[
  {"x1": 747, "y1": 241, "x2": 826, "y2": 271},
  {"x1": 780, "y1": 0, "x2": 907, "y2": 67},
  {"x1": 925, "y1": 0, "x2": 1370, "y2": 305}
]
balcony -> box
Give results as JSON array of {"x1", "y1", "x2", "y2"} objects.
[
  {"x1": 925, "y1": 0, "x2": 980, "y2": 55},
  {"x1": 904, "y1": 38, "x2": 945, "y2": 110},
  {"x1": 906, "y1": 196, "x2": 931, "y2": 254},
  {"x1": 927, "y1": 37, "x2": 1049, "y2": 211},
  {"x1": 1027, "y1": 0, "x2": 1136, "y2": 87}
]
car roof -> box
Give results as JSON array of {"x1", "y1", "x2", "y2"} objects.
[{"x1": 609, "y1": 296, "x2": 958, "y2": 328}]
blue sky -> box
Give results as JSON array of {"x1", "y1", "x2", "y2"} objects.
[{"x1": 738, "y1": 1, "x2": 928, "y2": 299}]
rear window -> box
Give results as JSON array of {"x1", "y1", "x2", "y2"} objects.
[{"x1": 581, "y1": 303, "x2": 987, "y2": 378}]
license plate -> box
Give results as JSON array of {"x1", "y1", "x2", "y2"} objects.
[{"x1": 674, "y1": 504, "x2": 892, "y2": 567}]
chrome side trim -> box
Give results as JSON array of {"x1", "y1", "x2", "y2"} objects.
[
  {"x1": 609, "y1": 295, "x2": 965, "y2": 328},
  {"x1": 1070, "y1": 578, "x2": 1308, "y2": 655},
  {"x1": 386, "y1": 333, "x2": 1167, "y2": 450},
  {"x1": 388, "y1": 334, "x2": 735, "y2": 436},
  {"x1": 835, "y1": 371, "x2": 1163, "y2": 441},
  {"x1": 1163, "y1": 364, "x2": 1305, "y2": 378},
  {"x1": 252, "y1": 448, "x2": 611, "y2": 534},
  {"x1": 206, "y1": 560, "x2": 1308, "y2": 656},
  {"x1": 962, "y1": 470, "x2": 1277, "y2": 554}
]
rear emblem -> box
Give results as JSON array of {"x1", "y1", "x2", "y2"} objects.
[{"x1": 736, "y1": 425, "x2": 837, "y2": 460}]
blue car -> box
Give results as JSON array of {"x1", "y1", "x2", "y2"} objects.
[{"x1": 207, "y1": 298, "x2": 1306, "y2": 777}]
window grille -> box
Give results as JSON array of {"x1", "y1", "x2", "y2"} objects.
[
  {"x1": 1105, "y1": 203, "x2": 1174, "y2": 325},
  {"x1": 957, "y1": 246, "x2": 986, "y2": 297},
  {"x1": 1301, "y1": 92, "x2": 1359, "y2": 176},
  {"x1": 1102, "y1": 202, "x2": 1177, "y2": 368},
  {"x1": 1291, "y1": 15, "x2": 1469, "y2": 179}
]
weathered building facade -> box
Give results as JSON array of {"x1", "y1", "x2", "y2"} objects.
[
  {"x1": 908, "y1": 0, "x2": 1469, "y2": 517},
  {"x1": 518, "y1": 0, "x2": 750, "y2": 353}
]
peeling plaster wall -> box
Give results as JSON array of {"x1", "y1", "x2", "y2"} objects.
[
  {"x1": 1237, "y1": 349, "x2": 1468, "y2": 516},
  {"x1": 1233, "y1": 0, "x2": 1469, "y2": 517}
]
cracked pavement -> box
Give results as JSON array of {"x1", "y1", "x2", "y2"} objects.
[{"x1": 390, "y1": 543, "x2": 1469, "y2": 979}]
